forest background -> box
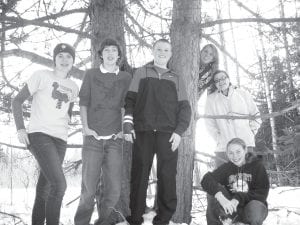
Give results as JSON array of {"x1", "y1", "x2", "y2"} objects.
[{"x1": 0, "y1": 0, "x2": 300, "y2": 224}]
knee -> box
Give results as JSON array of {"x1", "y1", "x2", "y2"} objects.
[
  {"x1": 49, "y1": 178, "x2": 67, "y2": 198},
  {"x1": 105, "y1": 185, "x2": 121, "y2": 204},
  {"x1": 244, "y1": 200, "x2": 267, "y2": 225}
]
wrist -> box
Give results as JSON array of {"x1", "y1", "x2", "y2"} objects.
[
  {"x1": 232, "y1": 198, "x2": 239, "y2": 206},
  {"x1": 17, "y1": 128, "x2": 26, "y2": 133},
  {"x1": 214, "y1": 192, "x2": 224, "y2": 201}
]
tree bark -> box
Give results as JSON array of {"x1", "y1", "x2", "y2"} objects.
[
  {"x1": 170, "y1": 0, "x2": 201, "y2": 223},
  {"x1": 90, "y1": 0, "x2": 127, "y2": 68}
]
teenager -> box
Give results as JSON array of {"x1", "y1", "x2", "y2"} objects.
[
  {"x1": 201, "y1": 138, "x2": 269, "y2": 225},
  {"x1": 204, "y1": 70, "x2": 261, "y2": 167},
  {"x1": 198, "y1": 44, "x2": 219, "y2": 96},
  {"x1": 74, "y1": 38, "x2": 131, "y2": 225},
  {"x1": 123, "y1": 39, "x2": 191, "y2": 225},
  {"x1": 12, "y1": 43, "x2": 79, "y2": 225}
]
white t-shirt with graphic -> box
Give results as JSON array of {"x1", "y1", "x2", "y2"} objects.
[{"x1": 26, "y1": 70, "x2": 79, "y2": 141}]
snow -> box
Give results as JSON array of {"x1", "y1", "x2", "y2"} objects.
[{"x1": 0, "y1": 186, "x2": 300, "y2": 225}]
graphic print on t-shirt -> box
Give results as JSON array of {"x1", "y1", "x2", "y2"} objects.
[
  {"x1": 51, "y1": 82, "x2": 72, "y2": 109},
  {"x1": 228, "y1": 173, "x2": 252, "y2": 193}
]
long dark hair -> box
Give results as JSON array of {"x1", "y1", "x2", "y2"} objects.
[{"x1": 198, "y1": 44, "x2": 219, "y2": 94}]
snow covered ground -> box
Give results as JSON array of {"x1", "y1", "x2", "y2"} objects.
[{"x1": 0, "y1": 186, "x2": 300, "y2": 225}]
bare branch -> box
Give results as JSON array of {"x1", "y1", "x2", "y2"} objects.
[
  {"x1": 200, "y1": 17, "x2": 300, "y2": 28},
  {"x1": 124, "y1": 23, "x2": 152, "y2": 48},
  {"x1": 1, "y1": 15, "x2": 92, "y2": 39},
  {"x1": 198, "y1": 99, "x2": 300, "y2": 121},
  {"x1": 0, "y1": 49, "x2": 84, "y2": 79},
  {"x1": 130, "y1": 0, "x2": 171, "y2": 21}
]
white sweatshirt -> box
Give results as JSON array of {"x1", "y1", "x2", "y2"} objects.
[{"x1": 205, "y1": 86, "x2": 261, "y2": 152}]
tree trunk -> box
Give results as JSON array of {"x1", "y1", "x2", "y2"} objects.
[
  {"x1": 90, "y1": 0, "x2": 127, "y2": 68},
  {"x1": 279, "y1": 0, "x2": 296, "y2": 102},
  {"x1": 170, "y1": 0, "x2": 201, "y2": 223},
  {"x1": 89, "y1": 0, "x2": 131, "y2": 222},
  {"x1": 228, "y1": 0, "x2": 240, "y2": 86},
  {"x1": 215, "y1": 0, "x2": 228, "y2": 72}
]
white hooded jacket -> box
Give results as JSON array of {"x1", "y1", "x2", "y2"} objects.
[{"x1": 205, "y1": 86, "x2": 261, "y2": 152}]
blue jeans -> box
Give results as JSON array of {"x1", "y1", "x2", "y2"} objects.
[
  {"x1": 206, "y1": 186, "x2": 268, "y2": 225},
  {"x1": 28, "y1": 132, "x2": 67, "y2": 225},
  {"x1": 74, "y1": 136, "x2": 123, "y2": 225}
]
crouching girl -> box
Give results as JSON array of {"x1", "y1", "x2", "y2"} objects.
[{"x1": 201, "y1": 138, "x2": 269, "y2": 225}]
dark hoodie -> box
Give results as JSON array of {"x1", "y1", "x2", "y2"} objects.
[{"x1": 201, "y1": 153, "x2": 269, "y2": 207}]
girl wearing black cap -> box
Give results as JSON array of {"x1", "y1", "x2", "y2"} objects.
[{"x1": 12, "y1": 43, "x2": 79, "y2": 225}]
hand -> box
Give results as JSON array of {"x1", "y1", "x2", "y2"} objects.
[
  {"x1": 124, "y1": 130, "x2": 135, "y2": 143},
  {"x1": 215, "y1": 192, "x2": 237, "y2": 215},
  {"x1": 114, "y1": 131, "x2": 123, "y2": 140},
  {"x1": 231, "y1": 199, "x2": 239, "y2": 209},
  {"x1": 169, "y1": 132, "x2": 181, "y2": 151},
  {"x1": 17, "y1": 129, "x2": 30, "y2": 146},
  {"x1": 82, "y1": 126, "x2": 98, "y2": 139}
]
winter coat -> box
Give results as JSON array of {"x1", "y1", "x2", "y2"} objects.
[
  {"x1": 205, "y1": 86, "x2": 261, "y2": 152},
  {"x1": 124, "y1": 64, "x2": 191, "y2": 136}
]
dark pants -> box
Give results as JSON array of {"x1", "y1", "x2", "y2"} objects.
[
  {"x1": 206, "y1": 186, "x2": 268, "y2": 225},
  {"x1": 127, "y1": 131, "x2": 178, "y2": 225},
  {"x1": 74, "y1": 136, "x2": 123, "y2": 225},
  {"x1": 28, "y1": 132, "x2": 67, "y2": 225}
]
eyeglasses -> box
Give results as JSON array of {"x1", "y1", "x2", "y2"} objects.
[{"x1": 214, "y1": 77, "x2": 228, "y2": 83}]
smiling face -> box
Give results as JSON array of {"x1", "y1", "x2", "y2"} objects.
[
  {"x1": 200, "y1": 45, "x2": 215, "y2": 64},
  {"x1": 227, "y1": 143, "x2": 247, "y2": 167},
  {"x1": 55, "y1": 52, "x2": 74, "y2": 73},
  {"x1": 153, "y1": 41, "x2": 172, "y2": 68},
  {"x1": 214, "y1": 71, "x2": 230, "y2": 92},
  {"x1": 101, "y1": 45, "x2": 119, "y2": 66}
]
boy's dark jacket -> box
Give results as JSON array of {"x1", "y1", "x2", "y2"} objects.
[
  {"x1": 201, "y1": 153, "x2": 270, "y2": 207},
  {"x1": 124, "y1": 63, "x2": 191, "y2": 136}
]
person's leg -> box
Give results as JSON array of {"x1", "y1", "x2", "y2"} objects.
[
  {"x1": 127, "y1": 131, "x2": 155, "y2": 225},
  {"x1": 206, "y1": 185, "x2": 235, "y2": 225},
  {"x1": 206, "y1": 152, "x2": 228, "y2": 225},
  {"x1": 95, "y1": 138, "x2": 123, "y2": 225},
  {"x1": 206, "y1": 194, "x2": 223, "y2": 225},
  {"x1": 31, "y1": 172, "x2": 48, "y2": 225},
  {"x1": 152, "y1": 132, "x2": 178, "y2": 225},
  {"x1": 28, "y1": 132, "x2": 67, "y2": 225},
  {"x1": 74, "y1": 136, "x2": 104, "y2": 225},
  {"x1": 241, "y1": 200, "x2": 268, "y2": 225}
]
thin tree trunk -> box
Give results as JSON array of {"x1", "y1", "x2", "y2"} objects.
[
  {"x1": 257, "y1": 22, "x2": 281, "y2": 183},
  {"x1": 228, "y1": 0, "x2": 240, "y2": 86},
  {"x1": 170, "y1": 0, "x2": 201, "y2": 223},
  {"x1": 215, "y1": 0, "x2": 228, "y2": 72},
  {"x1": 279, "y1": 0, "x2": 296, "y2": 102}
]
